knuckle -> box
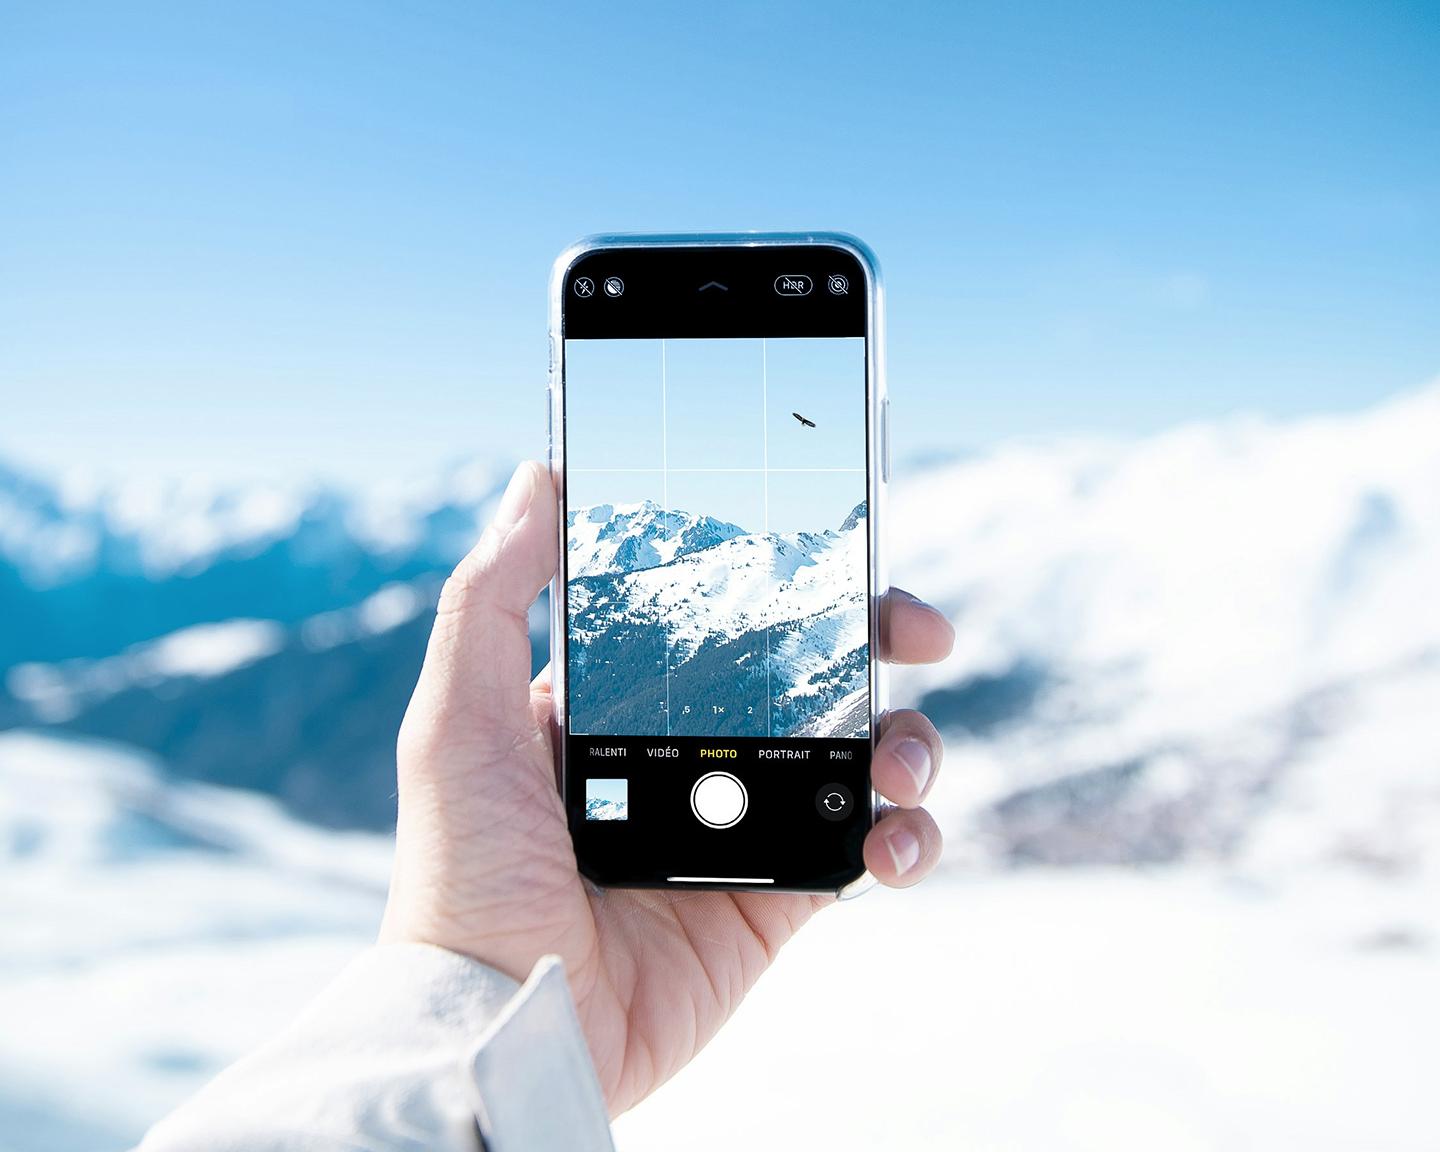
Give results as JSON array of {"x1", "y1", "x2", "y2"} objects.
[
  {"x1": 437, "y1": 536, "x2": 497, "y2": 617},
  {"x1": 437, "y1": 570, "x2": 472, "y2": 617}
]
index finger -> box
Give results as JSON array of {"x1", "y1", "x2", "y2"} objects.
[{"x1": 881, "y1": 588, "x2": 954, "y2": 665}]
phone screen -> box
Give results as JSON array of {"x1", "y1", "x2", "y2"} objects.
[{"x1": 557, "y1": 242, "x2": 875, "y2": 889}]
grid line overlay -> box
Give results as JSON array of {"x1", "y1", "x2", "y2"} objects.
[
  {"x1": 567, "y1": 336, "x2": 866, "y2": 739},
  {"x1": 762, "y1": 339, "x2": 770, "y2": 736},
  {"x1": 661, "y1": 340, "x2": 670, "y2": 737}
]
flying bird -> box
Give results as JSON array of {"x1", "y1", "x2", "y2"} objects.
[{"x1": 792, "y1": 412, "x2": 816, "y2": 428}]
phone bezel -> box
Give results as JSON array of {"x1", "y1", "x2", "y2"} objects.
[{"x1": 547, "y1": 232, "x2": 888, "y2": 898}]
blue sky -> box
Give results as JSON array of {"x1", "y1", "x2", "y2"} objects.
[
  {"x1": 565, "y1": 337, "x2": 865, "y2": 533},
  {"x1": 1, "y1": 1, "x2": 1436, "y2": 485}
]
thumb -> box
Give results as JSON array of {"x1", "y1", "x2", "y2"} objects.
[{"x1": 402, "y1": 461, "x2": 557, "y2": 754}]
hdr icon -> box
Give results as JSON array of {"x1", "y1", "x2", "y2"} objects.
[{"x1": 774, "y1": 274, "x2": 813, "y2": 296}]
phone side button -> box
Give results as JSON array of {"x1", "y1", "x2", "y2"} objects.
[
  {"x1": 546, "y1": 385, "x2": 554, "y2": 461},
  {"x1": 881, "y1": 397, "x2": 891, "y2": 482}
]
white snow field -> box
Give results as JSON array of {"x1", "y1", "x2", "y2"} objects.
[
  {"x1": 617, "y1": 867, "x2": 1440, "y2": 1152},
  {"x1": 0, "y1": 733, "x2": 392, "y2": 1150},
  {"x1": 2, "y1": 729, "x2": 1434, "y2": 1150}
]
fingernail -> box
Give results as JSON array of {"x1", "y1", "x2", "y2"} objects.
[
  {"x1": 893, "y1": 738, "x2": 933, "y2": 796},
  {"x1": 494, "y1": 464, "x2": 536, "y2": 529},
  {"x1": 884, "y1": 826, "x2": 921, "y2": 877}
]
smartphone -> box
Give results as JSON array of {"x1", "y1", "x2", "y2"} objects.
[{"x1": 548, "y1": 233, "x2": 887, "y2": 894}]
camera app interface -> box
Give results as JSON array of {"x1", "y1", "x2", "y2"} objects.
[{"x1": 564, "y1": 336, "x2": 870, "y2": 741}]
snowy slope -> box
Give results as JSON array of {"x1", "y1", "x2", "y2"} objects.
[
  {"x1": 585, "y1": 797, "x2": 629, "y2": 821},
  {"x1": 889, "y1": 382, "x2": 1440, "y2": 869},
  {"x1": 567, "y1": 504, "x2": 869, "y2": 737},
  {"x1": 0, "y1": 458, "x2": 504, "y2": 584},
  {"x1": 8, "y1": 619, "x2": 287, "y2": 723},
  {"x1": 572, "y1": 522, "x2": 865, "y2": 654},
  {"x1": 616, "y1": 865, "x2": 1440, "y2": 1152},
  {"x1": 0, "y1": 572, "x2": 547, "y2": 829},
  {"x1": 4, "y1": 733, "x2": 1435, "y2": 1151},
  {"x1": 0, "y1": 459, "x2": 507, "y2": 669},
  {"x1": 567, "y1": 501, "x2": 746, "y2": 577},
  {"x1": 0, "y1": 733, "x2": 390, "y2": 1149}
]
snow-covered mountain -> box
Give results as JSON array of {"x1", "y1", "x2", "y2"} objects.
[
  {"x1": 585, "y1": 796, "x2": 629, "y2": 821},
  {"x1": 566, "y1": 501, "x2": 746, "y2": 577},
  {"x1": 889, "y1": 381, "x2": 1440, "y2": 876},
  {"x1": 2, "y1": 380, "x2": 1437, "y2": 865},
  {"x1": 0, "y1": 459, "x2": 508, "y2": 670},
  {"x1": 0, "y1": 575, "x2": 550, "y2": 829},
  {"x1": 567, "y1": 501, "x2": 869, "y2": 738}
]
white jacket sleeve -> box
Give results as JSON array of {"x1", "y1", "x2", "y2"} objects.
[{"x1": 136, "y1": 944, "x2": 615, "y2": 1152}]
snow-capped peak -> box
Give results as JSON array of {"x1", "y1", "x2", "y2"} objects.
[{"x1": 567, "y1": 500, "x2": 747, "y2": 577}]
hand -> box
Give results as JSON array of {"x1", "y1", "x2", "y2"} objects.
[{"x1": 380, "y1": 461, "x2": 955, "y2": 1115}]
